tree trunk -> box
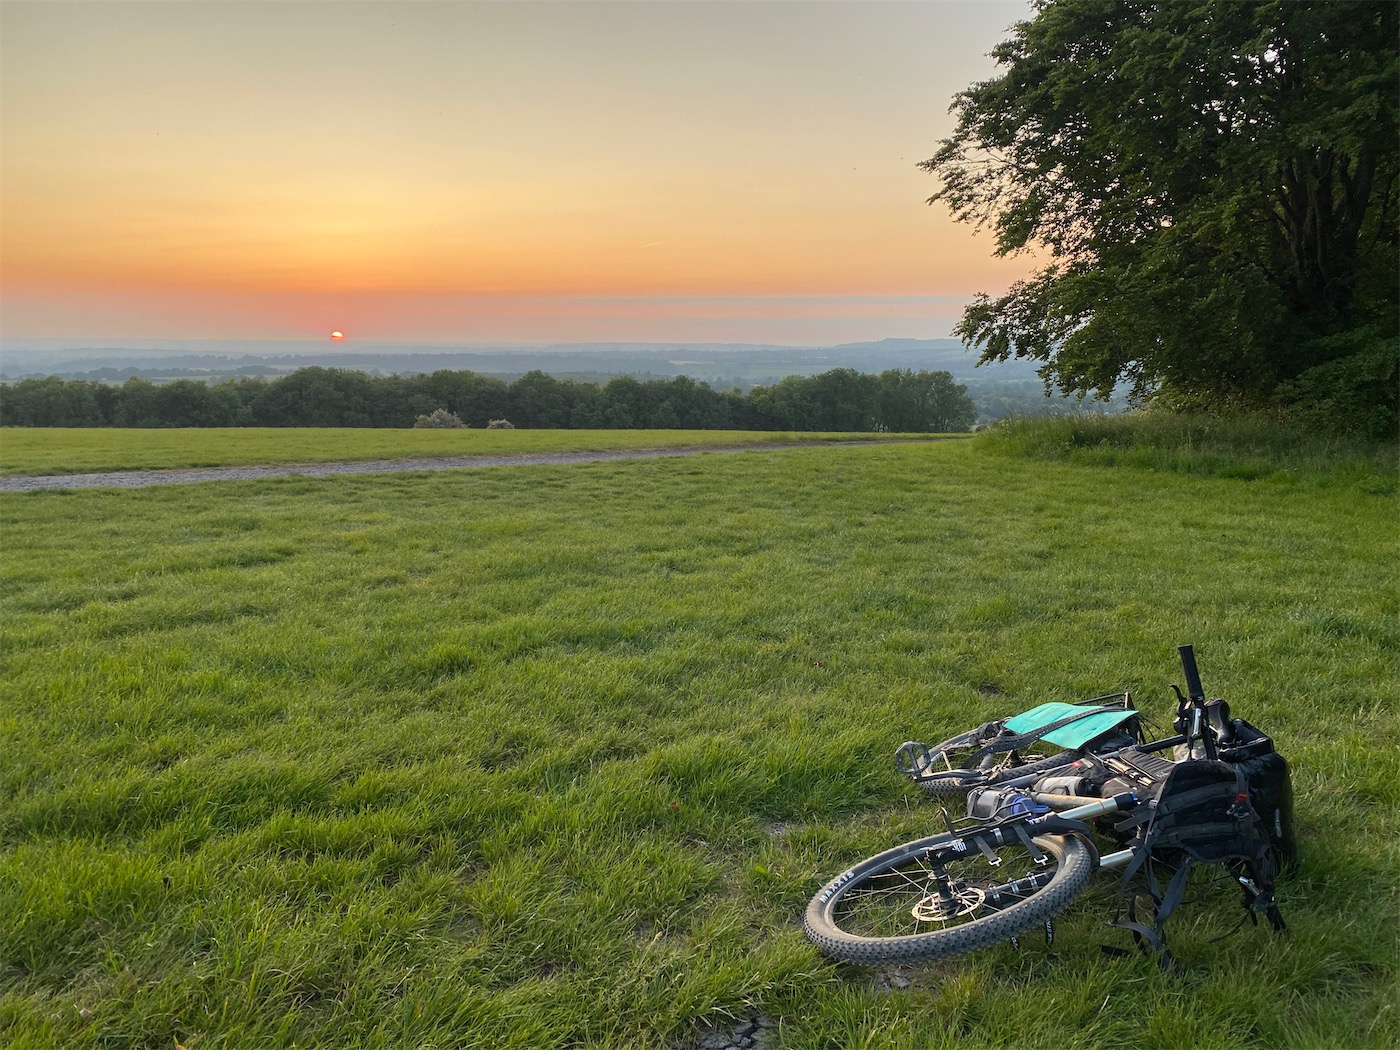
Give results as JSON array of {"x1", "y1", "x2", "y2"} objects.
[{"x1": 1276, "y1": 148, "x2": 1376, "y2": 326}]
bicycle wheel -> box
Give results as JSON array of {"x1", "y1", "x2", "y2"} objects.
[
  {"x1": 804, "y1": 827, "x2": 1093, "y2": 965},
  {"x1": 895, "y1": 722, "x2": 1004, "y2": 792}
]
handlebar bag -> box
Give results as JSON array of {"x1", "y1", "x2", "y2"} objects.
[
  {"x1": 1218, "y1": 719, "x2": 1298, "y2": 875},
  {"x1": 1138, "y1": 759, "x2": 1269, "y2": 864}
]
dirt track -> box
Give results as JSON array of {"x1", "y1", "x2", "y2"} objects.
[{"x1": 0, "y1": 440, "x2": 913, "y2": 492}]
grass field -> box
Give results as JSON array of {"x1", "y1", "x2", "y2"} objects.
[
  {"x1": 1, "y1": 430, "x2": 1396, "y2": 1048},
  {"x1": 0, "y1": 428, "x2": 932, "y2": 477}
]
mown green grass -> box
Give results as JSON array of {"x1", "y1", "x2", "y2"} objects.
[
  {"x1": 0, "y1": 428, "x2": 944, "y2": 477},
  {"x1": 1, "y1": 439, "x2": 1396, "y2": 1048}
]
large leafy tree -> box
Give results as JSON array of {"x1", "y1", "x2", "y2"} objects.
[{"x1": 923, "y1": 0, "x2": 1397, "y2": 420}]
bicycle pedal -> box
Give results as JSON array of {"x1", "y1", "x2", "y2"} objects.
[{"x1": 893, "y1": 741, "x2": 933, "y2": 776}]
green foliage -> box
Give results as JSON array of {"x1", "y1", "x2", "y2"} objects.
[
  {"x1": 878, "y1": 368, "x2": 978, "y2": 432},
  {"x1": 0, "y1": 376, "x2": 112, "y2": 427},
  {"x1": 1, "y1": 366, "x2": 978, "y2": 434},
  {"x1": 412, "y1": 408, "x2": 468, "y2": 429},
  {"x1": 923, "y1": 0, "x2": 1398, "y2": 420},
  {"x1": 1277, "y1": 329, "x2": 1399, "y2": 442},
  {"x1": 0, "y1": 441, "x2": 1395, "y2": 1047}
]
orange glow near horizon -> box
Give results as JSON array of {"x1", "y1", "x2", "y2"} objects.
[
  {"x1": 2, "y1": 164, "x2": 1031, "y2": 298},
  {"x1": 1, "y1": 2, "x2": 1038, "y2": 344}
]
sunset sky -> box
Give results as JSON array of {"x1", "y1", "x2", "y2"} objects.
[{"x1": 2, "y1": 1, "x2": 1035, "y2": 346}]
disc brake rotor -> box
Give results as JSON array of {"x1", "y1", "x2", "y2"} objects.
[{"x1": 912, "y1": 885, "x2": 985, "y2": 922}]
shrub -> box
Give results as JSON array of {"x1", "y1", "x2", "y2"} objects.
[
  {"x1": 486, "y1": 418, "x2": 516, "y2": 429},
  {"x1": 413, "y1": 408, "x2": 467, "y2": 429},
  {"x1": 1277, "y1": 330, "x2": 1399, "y2": 442},
  {"x1": 974, "y1": 411, "x2": 1395, "y2": 490}
]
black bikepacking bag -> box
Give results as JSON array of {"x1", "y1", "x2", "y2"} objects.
[
  {"x1": 1100, "y1": 757, "x2": 1286, "y2": 955},
  {"x1": 1216, "y1": 718, "x2": 1298, "y2": 875},
  {"x1": 1137, "y1": 760, "x2": 1271, "y2": 864}
]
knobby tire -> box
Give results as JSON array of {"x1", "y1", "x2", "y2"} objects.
[{"x1": 804, "y1": 830, "x2": 1093, "y2": 965}]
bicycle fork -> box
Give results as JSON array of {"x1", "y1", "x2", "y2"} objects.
[{"x1": 922, "y1": 793, "x2": 1141, "y2": 918}]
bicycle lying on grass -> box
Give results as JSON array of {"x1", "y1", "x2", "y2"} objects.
[{"x1": 804, "y1": 645, "x2": 1296, "y2": 966}]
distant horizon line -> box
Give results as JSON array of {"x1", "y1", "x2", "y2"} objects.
[{"x1": 2, "y1": 335, "x2": 970, "y2": 354}]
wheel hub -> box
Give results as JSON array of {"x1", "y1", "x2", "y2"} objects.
[{"x1": 912, "y1": 885, "x2": 985, "y2": 922}]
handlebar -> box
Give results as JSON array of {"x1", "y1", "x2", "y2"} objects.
[
  {"x1": 1178, "y1": 644, "x2": 1205, "y2": 702},
  {"x1": 1176, "y1": 643, "x2": 1216, "y2": 760}
]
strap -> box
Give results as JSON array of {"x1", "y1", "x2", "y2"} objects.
[
  {"x1": 1238, "y1": 853, "x2": 1287, "y2": 933},
  {"x1": 1152, "y1": 820, "x2": 1258, "y2": 849},
  {"x1": 1105, "y1": 893, "x2": 1178, "y2": 971},
  {"x1": 1155, "y1": 859, "x2": 1194, "y2": 926},
  {"x1": 1109, "y1": 918, "x2": 1168, "y2": 955},
  {"x1": 1012, "y1": 822, "x2": 1047, "y2": 865},
  {"x1": 1103, "y1": 918, "x2": 1181, "y2": 980},
  {"x1": 1154, "y1": 781, "x2": 1245, "y2": 817},
  {"x1": 974, "y1": 835, "x2": 1002, "y2": 867},
  {"x1": 1108, "y1": 761, "x2": 1288, "y2": 956},
  {"x1": 1110, "y1": 839, "x2": 1181, "y2": 957}
]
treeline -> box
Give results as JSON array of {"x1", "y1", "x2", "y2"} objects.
[{"x1": 0, "y1": 366, "x2": 977, "y2": 432}]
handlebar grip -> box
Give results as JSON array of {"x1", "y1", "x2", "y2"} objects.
[{"x1": 1178, "y1": 644, "x2": 1205, "y2": 701}]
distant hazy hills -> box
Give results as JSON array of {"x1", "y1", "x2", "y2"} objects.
[{"x1": 0, "y1": 337, "x2": 1041, "y2": 384}]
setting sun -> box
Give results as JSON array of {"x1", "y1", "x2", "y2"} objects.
[{"x1": 330, "y1": 331, "x2": 345, "y2": 341}]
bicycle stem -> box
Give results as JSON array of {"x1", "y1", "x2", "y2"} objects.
[{"x1": 1177, "y1": 643, "x2": 1218, "y2": 761}]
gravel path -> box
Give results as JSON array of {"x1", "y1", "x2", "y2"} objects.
[{"x1": 0, "y1": 440, "x2": 904, "y2": 492}]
